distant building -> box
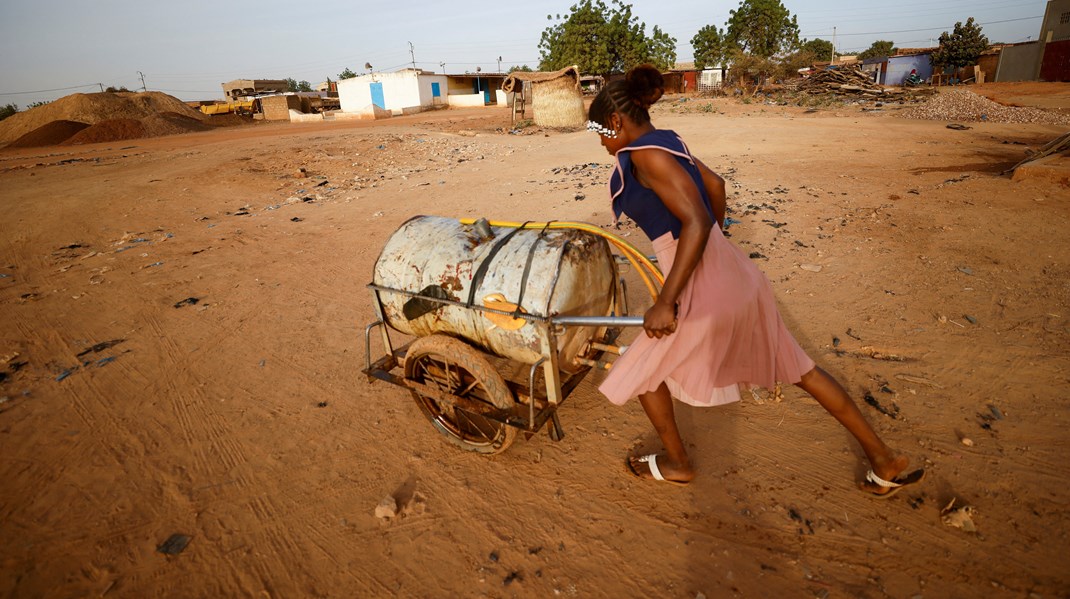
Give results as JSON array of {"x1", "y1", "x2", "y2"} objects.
[
  {"x1": 336, "y1": 68, "x2": 506, "y2": 119},
  {"x1": 1038, "y1": 0, "x2": 1070, "y2": 81}
]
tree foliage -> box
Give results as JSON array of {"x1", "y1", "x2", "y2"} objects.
[
  {"x1": 286, "y1": 78, "x2": 313, "y2": 92},
  {"x1": 930, "y1": 17, "x2": 989, "y2": 69},
  {"x1": 857, "y1": 40, "x2": 896, "y2": 60},
  {"x1": 645, "y1": 25, "x2": 677, "y2": 71},
  {"x1": 538, "y1": 0, "x2": 677, "y2": 76},
  {"x1": 0, "y1": 103, "x2": 17, "y2": 122},
  {"x1": 691, "y1": 24, "x2": 728, "y2": 70},
  {"x1": 726, "y1": 48, "x2": 781, "y2": 87},
  {"x1": 104, "y1": 85, "x2": 130, "y2": 93},
  {"x1": 725, "y1": 0, "x2": 800, "y2": 58},
  {"x1": 338, "y1": 68, "x2": 357, "y2": 80},
  {"x1": 509, "y1": 65, "x2": 534, "y2": 72},
  {"x1": 798, "y1": 38, "x2": 834, "y2": 61}
]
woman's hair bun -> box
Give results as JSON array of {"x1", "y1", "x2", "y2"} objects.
[{"x1": 625, "y1": 64, "x2": 664, "y2": 109}]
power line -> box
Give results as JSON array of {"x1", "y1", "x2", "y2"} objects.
[
  {"x1": 0, "y1": 83, "x2": 101, "y2": 96},
  {"x1": 802, "y1": 15, "x2": 1042, "y2": 38}
]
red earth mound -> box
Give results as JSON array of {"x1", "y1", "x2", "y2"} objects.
[
  {"x1": 6, "y1": 120, "x2": 90, "y2": 147},
  {"x1": 62, "y1": 118, "x2": 146, "y2": 145},
  {"x1": 0, "y1": 91, "x2": 213, "y2": 146}
]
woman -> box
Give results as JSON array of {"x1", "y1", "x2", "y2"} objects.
[{"x1": 588, "y1": 65, "x2": 923, "y2": 497}]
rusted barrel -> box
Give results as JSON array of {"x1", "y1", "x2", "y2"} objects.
[{"x1": 372, "y1": 216, "x2": 617, "y2": 368}]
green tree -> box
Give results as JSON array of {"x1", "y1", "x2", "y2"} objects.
[
  {"x1": 104, "y1": 85, "x2": 130, "y2": 93},
  {"x1": 338, "y1": 67, "x2": 357, "y2": 80},
  {"x1": 857, "y1": 40, "x2": 896, "y2": 60},
  {"x1": 539, "y1": 0, "x2": 611, "y2": 75},
  {"x1": 509, "y1": 65, "x2": 534, "y2": 72},
  {"x1": 725, "y1": 0, "x2": 800, "y2": 58},
  {"x1": 798, "y1": 38, "x2": 834, "y2": 62},
  {"x1": 285, "y1": 79, "x2": 313, "y2": 92},
  {"x1": 645, "y1": 25, "x2": 677, "y2": 71},
  {"x1": 930, "y1": 17, "x2": 989, "y2": 69},
  {"x1": 538, "y1": 0, "x2": 677, "y2": 77},
  {"x1": 727, "y1": 47, "x2": 779, "y2": 87},
  {"x1": 27, "y1": 100, "x2": 50, "y2": 109},
  {"x1": 691, "y1": 24, "x2": 727, "y2": 70},
  {"x1": 0, "y1": 103, "x2": 17, "y2": 122}
]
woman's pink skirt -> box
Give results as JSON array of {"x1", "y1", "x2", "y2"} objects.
[{"x1": 599, "y1": 230, "x2": 815, "y2": 407}]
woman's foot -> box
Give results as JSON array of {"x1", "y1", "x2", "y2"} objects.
[
  {"x1": 627, "y1": 453, "x2": 695, "y2": 485},
  {"x1": 860, "y1": 454, "x2": 924, "y2": 497}
]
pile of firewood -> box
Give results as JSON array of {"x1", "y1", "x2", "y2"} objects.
[{"x1": 797, "y1": 65, "x2": 886, "y2": 95}]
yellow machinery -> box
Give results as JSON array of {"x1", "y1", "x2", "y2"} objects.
[{"x1": 199, "y1": 100, "x2": 255, "y2": 115}]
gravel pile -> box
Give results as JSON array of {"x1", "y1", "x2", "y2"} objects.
[{"x1": 898, "y1": 89, "x2": 1070, "y2": 125}]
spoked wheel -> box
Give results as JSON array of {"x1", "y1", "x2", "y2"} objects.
[{"x1": 404, "y1": 335, "x2": 517, "y2": 454}]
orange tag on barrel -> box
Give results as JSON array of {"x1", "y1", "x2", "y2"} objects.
[{"x1": 482, "y1": 293, "x2": 528, "y2": 330}]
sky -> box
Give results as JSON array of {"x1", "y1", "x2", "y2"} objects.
[{"x1": 0, "y1": 0, "x2": 1048, "y2": 106}]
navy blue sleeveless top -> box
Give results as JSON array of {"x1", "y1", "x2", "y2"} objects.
[{"x1": 609, "y1": 129, "x2": 713, "y2": 240}]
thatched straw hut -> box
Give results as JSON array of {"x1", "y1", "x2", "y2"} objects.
[{"x1": 502, "y1": 66, "x2": 584, "y2": 128}]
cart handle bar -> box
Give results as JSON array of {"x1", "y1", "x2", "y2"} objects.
[{"x1": 551, "y1": 315, "x2": 644, "y2": 327}]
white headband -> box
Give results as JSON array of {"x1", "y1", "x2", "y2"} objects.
[{"x1": 585, "y1": 120, "x2": 618, "y2": 138}]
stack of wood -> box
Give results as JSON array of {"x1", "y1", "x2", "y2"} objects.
[
  {"x1": 1003, "y1": 130, "x2": 1070, "y2": 175},
  {"x1": 798, "y1": 65, "x2": 886, "y2": 96}
]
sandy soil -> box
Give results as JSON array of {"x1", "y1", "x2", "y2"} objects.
[
  {"x1": 1, "y1": 93, "x2": 1068, "y2": 598},
  {"x1": 972, "y1": 81, "x2": 1070, "y2": 112}
]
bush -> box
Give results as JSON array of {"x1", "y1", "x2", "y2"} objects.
[{"x1": 0, "y1": 103, "x2": 17, "y2": 122}]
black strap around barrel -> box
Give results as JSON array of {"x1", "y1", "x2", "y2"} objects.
[
  {"x1": 512, "y1": 221, "x2": 553, "y2": 318},
  {"x1": 465, "y1": 221, "x2": 531, "y2": 308}
]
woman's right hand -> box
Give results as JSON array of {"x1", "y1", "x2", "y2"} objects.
[{"x1": 643, "y1": 301, "x2": 677, "y2": 339}]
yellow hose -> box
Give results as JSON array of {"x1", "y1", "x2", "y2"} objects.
[{"x1": 457, "y1": 218, "x2": 664, "y2": 301}]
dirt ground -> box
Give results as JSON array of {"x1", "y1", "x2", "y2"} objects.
[{"x1": 1, "y1": 88, "x2": 1069, "y2": 599}]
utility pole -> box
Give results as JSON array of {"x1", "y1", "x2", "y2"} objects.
[
  {"x1": 831, "y1": 27, "x2": 836, "y2": 64},
  {"x1": 97, "y1": 83, "x2": 104, "y2": 92},
  {"x1": 498, "y1": 56, "x2": 502, "y2": 73},
  {"x1": 440, "y1": 62, "x2": 446, "y2": 75},
  {"x1": 409, "y1": 42, "x2": 416, "y2": 70},
  {"x1": 137, "y1": 71, "x2": 147, "y2": 91}
]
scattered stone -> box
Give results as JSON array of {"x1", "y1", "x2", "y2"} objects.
[
  {"x1": 900, "y1": 89, "x2": 1070, "y2": 125},
  {"x1": 375, "y1": 495, "x2": 398, "y2": 520},
  {"x1": 960, "y1": 437, "x2": 974, "y2": 447},
  {"x1": 156, "y1": 533, "x2": 192, "y2": 555},
  {"x1": 402, "y1": 492, "x2": 428, "y2": 517},
  {"x1": 864, "y1": 391, "x2": 899, "y2": 419},
  {"x1": 988, "y1": 404, "x2": 1003, "y2": 420},
  {"x1": 799, "y1": 263, "x2": 823, "y2": 272},
  {"x1": 941, "y1": 498, "x2": 977, "y2": 532}
]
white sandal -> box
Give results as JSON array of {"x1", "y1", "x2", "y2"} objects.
[
  {"x1": 864, "y1": 468, "x2": 925, "y2": 499},
  {"x1": 628, "y1": 454, "x2": 689, "y2": 487}
]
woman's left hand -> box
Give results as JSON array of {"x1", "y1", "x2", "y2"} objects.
[{"x1": 643, "y1": 301, "x2": 678, "y2": 338}]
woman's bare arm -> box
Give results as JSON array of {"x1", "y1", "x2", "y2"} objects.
[{"x1": 630, "y1": 148, "x2": 713, "y2": 337}]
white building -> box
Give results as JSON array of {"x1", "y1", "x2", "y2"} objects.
[{"x1": 337, "y1": 68, "x2": 505, "y2": 118}]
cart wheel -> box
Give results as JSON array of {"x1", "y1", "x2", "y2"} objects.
[{"x1": 405, "y1": 335, "x2": 517, "y2": 454}]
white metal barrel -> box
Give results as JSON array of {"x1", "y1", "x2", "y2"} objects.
[{"x1": 372, "y1": 216, "x2": 618, "y2": 369}]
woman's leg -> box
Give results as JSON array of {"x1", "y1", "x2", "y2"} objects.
[
  {"x1": 631, "y1": 382, "x2": 694, "y2": 483},
  {"x1": 795, "y1": 366, "x2": 913, "y2": 493}
]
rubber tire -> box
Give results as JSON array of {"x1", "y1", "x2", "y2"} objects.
[{"x1": 405, "y1": 335, "x2": 517, "y2": 454}]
